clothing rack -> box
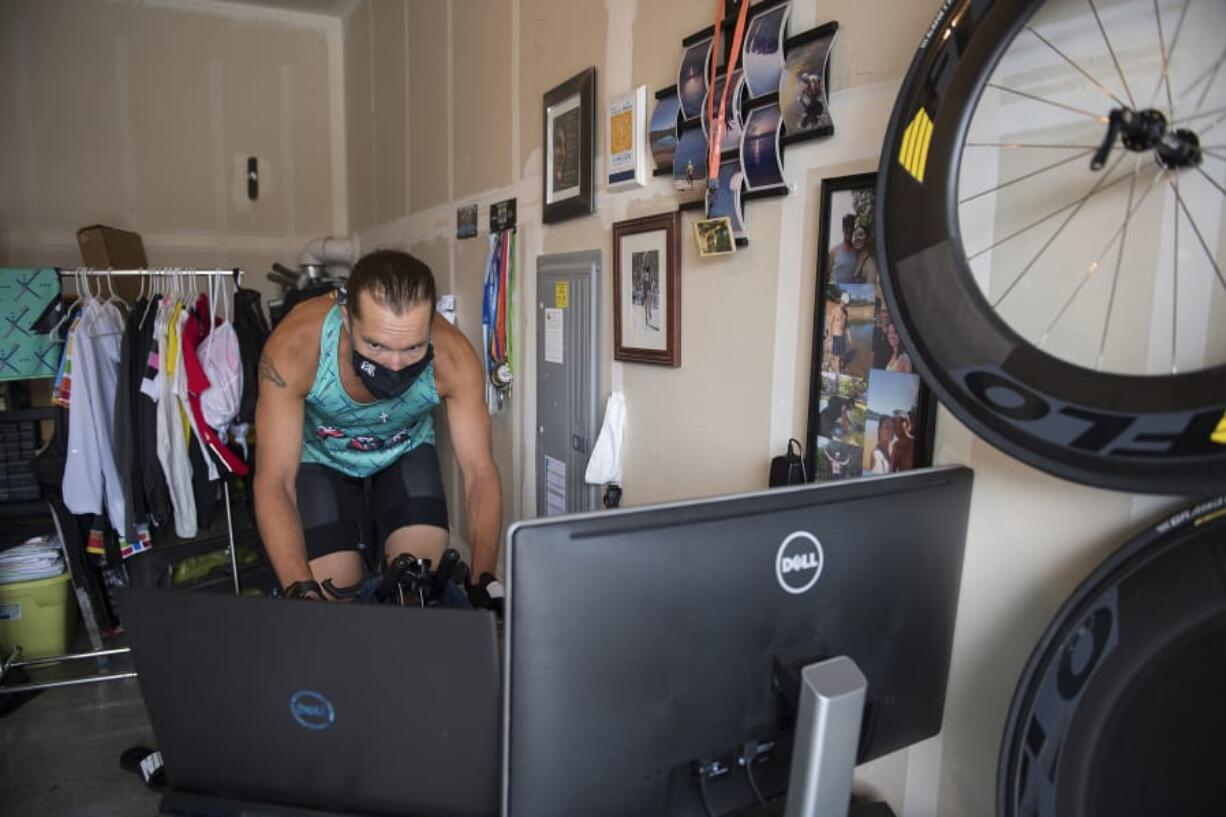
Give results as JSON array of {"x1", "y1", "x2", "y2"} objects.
[
  {"x1": 0, "y1": 267, "x2": 252, "y2": 695},
  {"x1": 59, "y1": 266, "x2": 247, "y2": 596}
]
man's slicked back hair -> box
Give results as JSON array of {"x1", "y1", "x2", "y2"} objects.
[{"x1": 347, "y1": 249, "x2": 437, "y2": 318}]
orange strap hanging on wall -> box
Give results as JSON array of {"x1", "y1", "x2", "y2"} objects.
[{"x1": 705, "y1": 0, "x2": 752, "y2": 188}]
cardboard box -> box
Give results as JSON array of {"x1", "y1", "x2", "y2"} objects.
[{"x1": 76, "y1": 224, "x2": 148, "y2": 300}]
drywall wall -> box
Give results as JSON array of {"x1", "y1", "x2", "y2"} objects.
[
  {"x1": 346, "y1": 1, "x2": 1194, "y2": 814},
  {"x1": 0, "y1": 0, "x2": 346, "y2": 301}
]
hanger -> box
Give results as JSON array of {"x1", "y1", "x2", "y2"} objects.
[
  {"x1": 45, "y1": 268, "x2": 82, "y2": 341},
  {"x1": 104, "y1": 268, "x2": 131, "y2": 314}
]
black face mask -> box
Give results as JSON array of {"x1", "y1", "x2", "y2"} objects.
[{"x1": 352, "y1": 344, "x2": 433, "y2": 400}]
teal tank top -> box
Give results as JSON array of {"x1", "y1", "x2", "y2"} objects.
[{"x1": 300, "y1": 304, "x2": 440, "y2": 478}]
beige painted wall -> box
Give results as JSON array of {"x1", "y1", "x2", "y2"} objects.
[
  {"x1": 350, "y1": 2, "x2": 1190, "y2": 815},
  {"x1": 0, "y1": 0, "x2": 346, "y2": 303}
]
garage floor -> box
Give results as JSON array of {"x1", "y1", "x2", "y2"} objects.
[{"x1": 0, "y1": 653, "x2": 160, "y2": 817}]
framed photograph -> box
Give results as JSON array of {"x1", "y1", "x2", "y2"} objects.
[
  {"x1": 805, "y1": 172, "x2": 936, "y2": 481},
  {"x1": 780, "y1": 22, "x2": 838, "y2": 144},
  {"x1": 706, "y1": 157, "x2": 746, "y2": 240},
  {"x1": 701, "y1": 69, "x2": 745, "y2": 155},
  {"x1": 695, "y1": 216, "x2": 736, "y2": 257},
  {"x1": 649, "y1": 88, "x2": 681, "y2": 171},
  {"x1": 608, "y1": 85, "x2": 648, "y2": 190},
  {"x1": 740, "y1": 102, "x2": 785, "y2": 191},
  {"x1": 456, "y1": 203, "x2": 478, "y2": 239},
  {"x1": 613, "y1": 212, "x2": 681, "y2": 367},
  {"x1": 677, "y1": 36, "x2": 712, "y2": 121},
  {"x1": 543, "y1": 67, "x2": 596, "y2": 224},
  {"x1": 672, "y1": 125, "x2": 708, "y2": 197},
  {"x1": 742, "y1": 0, "x2": 790, "y2": 99}
]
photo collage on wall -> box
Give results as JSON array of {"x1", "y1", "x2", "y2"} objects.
[
  {"x1": 646, "y1": 1, "x2": 838, "y2": 246},
  {"x1": 816, "y1": 184, "x2": 922, "y2": 481}
]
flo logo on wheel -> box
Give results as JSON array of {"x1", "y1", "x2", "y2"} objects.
[
  {"x1": 289, "y1": 690, "x2": 336, "y2": 730},
  {"x1": 775, "y1": 531, "x2": 824, "y2": 595},
  {"x1": 1213, "y1": 411, "x2": 1226, "y2": 446}
]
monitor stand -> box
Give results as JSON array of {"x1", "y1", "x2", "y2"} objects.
[{"x1": 782, "y1": 655, "x2": 895, "y2": 817}]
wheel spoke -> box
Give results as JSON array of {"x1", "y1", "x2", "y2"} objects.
[
  {"x1": 1170, "y1": 180, "x2": 1226, "y2": 296},
  {"x1": 960, "y1": 150, "x2": 1095, "y2": 204},
  {"x1": 1194, "y1": 165, "x2": 1226, "y2": 199},
  {"x1": 1025, "y1": 25, "x2": 1129, "y2": 108},
  {"x1": 1150, "y1": 0, "x2": 1191, "y2": 110},
  {"x1": 965, "y1": 142, "x2": 1101, "y2": 149},
  {"x1": 1204, "y1": 149, "x2": 1226, "y2": 162},
  {"x1": 1173, "y1": 104, "x2": 1226, "y2": 126},
  {"x1": 1186, "y1": 48, "x2": 1226, "y2": 115},
  {"x1": 1097, "y1": 157, "x2": 1142, "y2": 370},
  {"x1": 967, "y1": 164, "x2": 1135, "y2": 261},
  {"x1": 986, "y1": 83, "x2": 1109, "y2": 122},
  {"x1": 991, "y1": 152, "x2": 1128, "y2": 308},
  {"x1": 1039, "y1": 165, "x2": 1166, "y2": 348},
  {"x1": 1198, "y1": 112, "x2": 1226, "y2": 139},
  {"x1": 1152, "y1": 0, "x2": 1176, "y2": 122},
  {"x1": 1171, "y1": 176, "x2": 1179, "y2": 374},
  {"x1": 1088, "y1": 0, "x2": 1136, "y2": 108}
]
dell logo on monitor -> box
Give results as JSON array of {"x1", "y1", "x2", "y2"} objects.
[
  {"x1": 775, "y1": 531, "x2": 824, "y2": 594},
  {"x1": 289, "y1": 690, "x2": 336, "y2": 730}
]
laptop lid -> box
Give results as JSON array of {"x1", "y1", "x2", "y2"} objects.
[{"x1": 120, "y1": 590, "x2": 499, "y2": 817}]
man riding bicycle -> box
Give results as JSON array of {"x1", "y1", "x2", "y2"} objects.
[{"x1": 253, "y1": 250, "x2": 501, "y2": 604}]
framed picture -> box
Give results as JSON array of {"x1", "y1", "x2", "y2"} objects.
[
  {"x1": 607, "y1": 85, "x2": 648, "y2": 190},
  {"x1": 742, "y1": 0, "x2": 791, "y2": 99},
  {"x1": 706, "y1": 157, "x2": 745, "y2": 240},
  {"x1": 613, "y1": 212, "x2": 681, "y2": 367},
  {"x1": 456, "y1": 203, "x2": 478, "y2": 239},
  {"x1": 677, "y1": 36, "x2": 712, "y2": 121},
  {"x1": 780, "y1": 22, "x2": 838, "y2": 145},
  {"x1": 672, "y1": 125, "x2": 708, "y2": 198},
  {"x1": 649, "y1": 88, "x2": 681, "y2": 171},
  {"x1": 543, "y1": 67, "x2": 596, "y2": 224},
  {"x1": 695, "y1": 216, "x2": 736, "y2": 257},
  {"x1": 701, "y1": 69, "x2": 745, "y2": 155},
  {"x1": 804, "y1": 172, "x2": 936, "y2": 481},
  {"x1": 740, "y1": 102, "x2": 785, "y2": 191}
]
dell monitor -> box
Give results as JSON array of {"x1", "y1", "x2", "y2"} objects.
[{"x1": 503, "y1": 465, "x2": 973, "y2": 816}]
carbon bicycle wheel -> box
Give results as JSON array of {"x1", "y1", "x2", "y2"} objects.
[
  {"x1": 877, "y1": 0, "x2": 1226, "y2": 494},
  {"x1": 997, "y1": 495, "x2": 1226, "y2": 816}
]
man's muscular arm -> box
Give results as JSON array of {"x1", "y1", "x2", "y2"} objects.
[
  {"x1": 253, "y1": 314, "x2": 317, "y2": 592},
  {"x1": 434, "y1": 318, "x2": 502, "y2": 579}
]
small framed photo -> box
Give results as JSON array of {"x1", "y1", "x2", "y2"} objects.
[
  {"x1": 805, "y1": 172, "x2": 936, "y2": 481},
  {"x1": 740, "y1": 102, "x2": 785, "y2": 191},
  {"x1": 672, "y1": 126, "x2": 708, "y2": 197},
  {"x1": 701, "y1": 69, "x2": 745, "y2": 156},
  {"x1": 543, "y1": 67, "x2": 597, "y2": 224},
  {"x1": 742, "y1": 0, "x2": 791, "y2": 99},
  {"x1": 706, "y1": 158, "x2": 746, "y2": 240},
  {"x1": 694, "y1": 216, "x2": 736, "y2": 257},
  {"x1": 780, "y1": 22, "x2": 838, "y2": 144},
  {"x1": 677, "y1": 36, "x2": 712, "y2": 121},
  {"x1": 608, "y1": 85, "x2": 648, "y2": 190},
  {"x1": 456, "y1": 203, "x2": 478, "y2": 239},
  {"x1": 649, "y1": 88, "x2": 681, "y2": 171},
  {"x1": 613, "y1": 212, "x2": 682, "y2": 367}
]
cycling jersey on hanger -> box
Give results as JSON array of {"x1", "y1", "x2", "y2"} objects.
[
  {"x1": 154, "y1": 298, "x2": 198, "y2": 539},
  {"x1": 63, "y1": 299, "x2": 129, "y2": 541}
]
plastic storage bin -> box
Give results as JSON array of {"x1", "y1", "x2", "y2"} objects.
[{"x1": 0, "y1": 572, "x2": 76, "y2": 661}]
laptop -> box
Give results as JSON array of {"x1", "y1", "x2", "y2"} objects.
[{"x1": 119, "y1": 589, "x2": 500, "y2": 817}]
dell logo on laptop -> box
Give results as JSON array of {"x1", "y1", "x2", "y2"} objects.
[
  {"x1": 289, "y1": 690, "x2": 336, "y2": 730},
  {"x1": 775, "y1": 531, "x2": 824, "y2": 595}
]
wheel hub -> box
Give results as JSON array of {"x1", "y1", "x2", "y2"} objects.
[{"x1": 1092, "y1": 107, "x2": 1203, "y2": 172}]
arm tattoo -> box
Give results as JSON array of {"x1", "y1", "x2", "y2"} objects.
[{"x1": 259, "y1": 354, "x2": 287, "y2": 388}]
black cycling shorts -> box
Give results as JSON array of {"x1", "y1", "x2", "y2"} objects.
[{"x1": 295, "y1": 444, "x2": 449, "y2": 561}]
